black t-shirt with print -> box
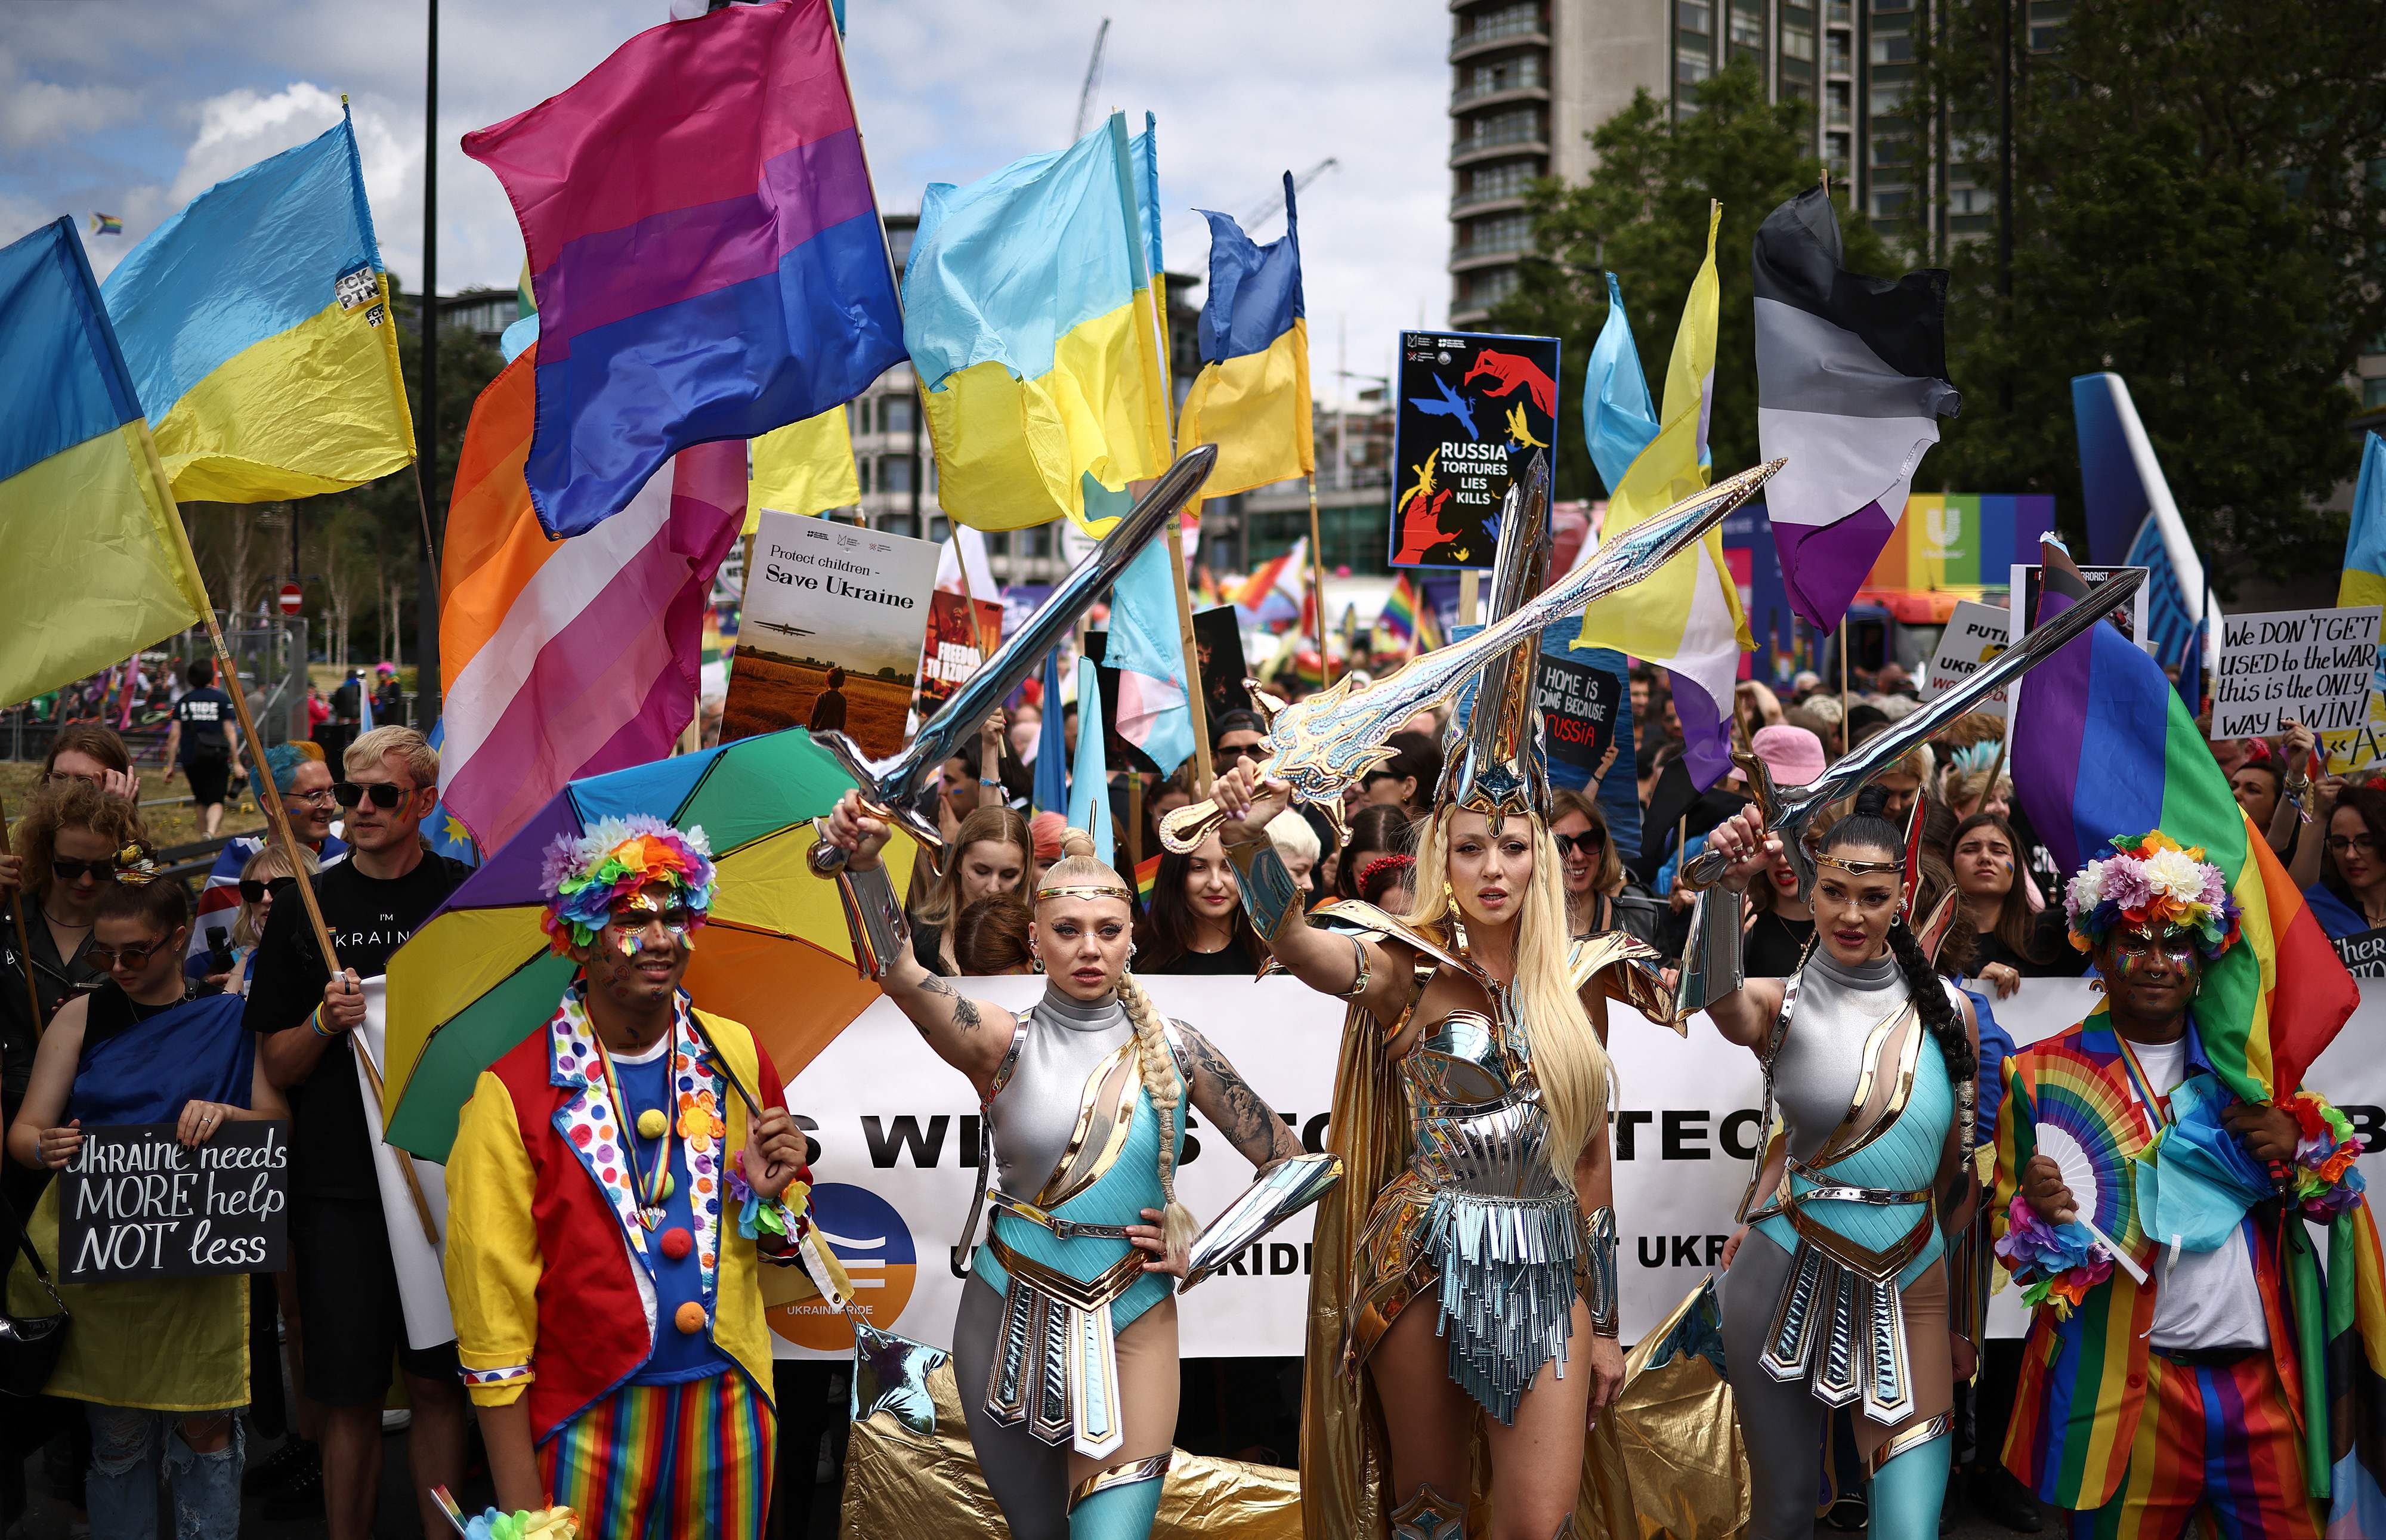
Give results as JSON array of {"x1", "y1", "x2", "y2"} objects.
[
  {"x1": 244, "y1": 853, "x2": 469, "y2": 1201},
  {"x1": 174, "y1": 687, "x2": 233, "y2": 762}
]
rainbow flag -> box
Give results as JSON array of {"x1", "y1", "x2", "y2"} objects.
[
  {"x1": 1378, "y1": 574, "x2": 1420, "y2": 650},
  {"x1": 89, "y1": 213, "x2": 122, "y2": 237},
  {"x1": 435, "y1": 348, "x2": 745, "y2": 852},
  {"x1": 1235, "y1": 537, "x2": 1308, "y2": 617},
  {"x1": 463, "y1": 0, "x2": 903, "y2": 537},
  {"x1": 1132, "y1": 852, "x2": 1161, "y2": 902},
  {"x1": 2010, "y1": 545, "x2": 2356, "y2": 1105},
  {"x1": 1861, "y1": 493, "x2": 2057, "y2": 592}
]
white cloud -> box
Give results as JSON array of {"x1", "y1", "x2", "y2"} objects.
[{"x1": 0, "y1": 47, "x2": 138, "y2": 150}]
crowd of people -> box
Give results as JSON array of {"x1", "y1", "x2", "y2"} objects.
[{"x1": 0, "y1": 618, "x2": 2376, "y2": 1539}]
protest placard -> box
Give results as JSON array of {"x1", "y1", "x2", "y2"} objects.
[
  {"x1": 1534, "y1": 648, "x2": 1624, "y2": 780},
  {"x1": 1389, "y1": 330, "x2": 1560, "y2": 570},
  {"x1": 60, "y1": 1121, "x2": 288, "y2": 1283},
  {"x1": 1920, "y1": 598, "x2": 2013, "y2": 717},
  {"x1": 723, "y1": 512, "x2": 939, "y2": 754},
  {"x1": 916, "y1": 590, "x2": 1002, "y2": 716},
  {"x1": 2209, "y1": 605, "x2": 2382, "y2": 740}
]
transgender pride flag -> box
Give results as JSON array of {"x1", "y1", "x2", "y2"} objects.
[
  {"x1": 465, "y1": 0, "x2": 904, "y2": 536},
  {"x1": 1753, "y1": 186, "x2": 1959, "y2": 629}
]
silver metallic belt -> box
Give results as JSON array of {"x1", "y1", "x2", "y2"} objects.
[{"x1": 987, "y1": 1188, "x2": 1136, "y2": 1240}]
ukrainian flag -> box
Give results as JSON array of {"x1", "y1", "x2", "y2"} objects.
[
  {"x1": 100, "y1": 107, "x2": 415, "y2": 504},
  {"x1": 904, "y1": 111, "x2": 1169, "y2": 535},
  {"x1": 0, "y1": 219, "x2": 210, "y2": 707},
  {"x1": 1178, "y1": 173, "x2": 1312, "y2": 502}
]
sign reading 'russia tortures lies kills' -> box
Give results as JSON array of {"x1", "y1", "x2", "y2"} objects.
[
  {"x1": 2211, "y1": 605, "x2": 2382, "y2": 740},
  {"x1": 59, "y1": 1121, "x2": 288, "y2": 1282},
  {"x1": 1389, "y1": 330, "x2": 1560, "y2": 571}
]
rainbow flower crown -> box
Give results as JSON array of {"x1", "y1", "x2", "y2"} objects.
[
  {"x1": 2062, "y1": 831, "x2": 2240, "y2": 960},
  {"x1": 539, "y1": 815, "x2": 717, "y2": 954}
]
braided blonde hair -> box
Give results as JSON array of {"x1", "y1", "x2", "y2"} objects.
[{"x1": 1041, "y1": 830, "x2": 1197, "y2": 1261}]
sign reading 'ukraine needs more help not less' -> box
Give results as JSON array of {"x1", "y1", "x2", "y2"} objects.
[{"x1": 59, "y1": 1121, "x2": 288, "y2": 1282}]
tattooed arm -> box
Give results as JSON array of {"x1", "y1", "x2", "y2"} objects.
[{"x1": 1178, "y1": 1025, "x2": 1303, "y2": 1172}]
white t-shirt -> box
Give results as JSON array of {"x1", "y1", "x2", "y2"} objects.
[{"x1": 2128, "y1": 1034, "x2": 2270, "y2": 1350}]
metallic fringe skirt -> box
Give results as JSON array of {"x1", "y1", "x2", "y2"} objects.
[{"x1": 1424, "y1": 1189, "x2": 1583, "y2": 1425}]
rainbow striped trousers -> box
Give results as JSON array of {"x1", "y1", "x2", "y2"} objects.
[
  {"x1": 2065, "y1": 1349, "x2": 2320, "y2": 1540},
  {"x1": 540, "y1": 1369, "x2": 775, "y2": 1540}
]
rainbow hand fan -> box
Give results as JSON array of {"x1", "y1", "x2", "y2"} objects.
[{"x1": 2025, "y1": 1050, "x2": 2149, "y2": 1285}]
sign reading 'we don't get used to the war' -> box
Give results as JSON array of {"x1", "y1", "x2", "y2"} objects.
[{"x1": 2211, "y1": 605, "x2": 2382, "y2": 740}]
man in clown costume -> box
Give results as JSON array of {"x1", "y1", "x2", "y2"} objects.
[
  {"x1": 443, "y1": 815, "x2": 845, "y2": 1539},
  {"x1": 1993, "y1": 831, "x2": 2368, "y2": 1540}
]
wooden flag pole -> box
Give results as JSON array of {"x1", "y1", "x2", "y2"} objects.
[
  {"x1": 1, "y1": 788, "x2": 46, "y2": 1038},
  {"x1": 1459, "y1": 570, "x2": 1482, "y2": 629},
  {"x1": 200, "y1": 614, "x2": 440, "y2": 1245},
  {"x1": 1838, "y1": 620, "x2": 1851, "y2": 747}
]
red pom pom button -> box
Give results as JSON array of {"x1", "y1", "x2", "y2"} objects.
[
  {"x1": 673, "y1": 1300, "x2": 706, "y2": 1335},
  {"x1": 660, "y1": 1227, "x2": 693, "y2": 1261}
]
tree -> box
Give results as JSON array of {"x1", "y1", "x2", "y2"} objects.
[
  {"x1": 1911, "y1": 0, "x2": 2382, "y2": 592},
  {"x1": 1492, "y1": 60, "x2": 1894, "y2": 503}
]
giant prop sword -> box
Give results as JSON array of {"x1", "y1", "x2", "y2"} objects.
[
  {"x1": 1160, "y1": 455, "x2": 1785, "y2": 854},
  {"x1": 806, "y1": 445, "x2": 1217, "y2": 874},
  {"x1": 1674, "y1": 562, "x2": 2147, "y2": 896}
]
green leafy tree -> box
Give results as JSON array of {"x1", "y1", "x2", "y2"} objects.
[
  {"x1": 1911, "y1": 0, "x2": 2382, "y2": 592},
  {"x1": 1492, "y1": 60, "x2": 1894, "y2": 502}
]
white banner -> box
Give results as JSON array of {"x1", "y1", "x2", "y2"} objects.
[
  {"x1": 770, "y1": 976, "x2": 2386, "y2": 1358},
  {"x1": 354, "y1": 978, "x2": 455, "y2": 1352},
  {"x1": 2211, "y1": 604, "x2": 2382, "y2": 740}
]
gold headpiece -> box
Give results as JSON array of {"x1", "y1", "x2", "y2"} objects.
[{"x1": 1035, "y1": 880, "x2": 1133, "y2": 903}]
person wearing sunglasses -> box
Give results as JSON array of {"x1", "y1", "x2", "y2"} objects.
[
  {"x1": 213, "y1": 846, "x2": 314, "y2": 998},
  {"x1": 445, "y1": 815, "x2": 838, "y2": 1540},
  {"x1": 186, "y1": 739, "x2": 349, "y2": 984},
  {"x1": 5, "y1": 865, "x2": 279, "y2": 1540},
  {"x1": 244, "y1": 725, "x2": 472, "y2": 1540}
]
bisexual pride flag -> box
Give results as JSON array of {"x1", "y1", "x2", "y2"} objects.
[
  {"x1": 465, "y1": 0, "x2": 904, "y2": 537},
  {"x1": 1752, "y1": 185, "x2": 1960, "y2": 630}
]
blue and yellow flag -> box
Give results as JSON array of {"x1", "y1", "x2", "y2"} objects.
[
  {"x1": 903, "y1": 111, "x2": 1169, "y2": 534},
  {"x1": 100, "y1": 106, "x2": 415, "y2": 503},
  {"x1": 1178, "y1": 172, "x2": 1313, "y2": 503},
  {"x1": 0, "y1": 219, "x2": 211, "y2": 707}
]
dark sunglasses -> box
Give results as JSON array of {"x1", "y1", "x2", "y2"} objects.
[
  {"x1": 1214, "y1": 743, "x2": 1265, "y2": 763},
  {"x1": 87, "y1": 936, "x2": 173, "y2": 970},
  {"x1": 51, "y1": 856, "x2": 116, "y2": 882},
  {"x1": 1553, "y1": 830, "x2": 1606, "y2": 856},
  {"x1": 332, "y1": 780, "x2": 415, "y2": 809},
  {"x1": 239, "y1": 876, "x2": 299, "y2": 905}
]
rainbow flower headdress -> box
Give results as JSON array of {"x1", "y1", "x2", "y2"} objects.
[
  {"x1": 2062, "y1": 830, "x2": 2240, "y2": 960},
  {"x1": 539, "y1": 815, "x2": 717, "y2": 954}
]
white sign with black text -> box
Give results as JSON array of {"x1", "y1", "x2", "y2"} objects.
[
  {"x1": 2209, "y1": 605, "x2": 2382, "y2": 740},
  {"x1": 1920, "y1": 598, "x2": 2013, "y2": 717}
]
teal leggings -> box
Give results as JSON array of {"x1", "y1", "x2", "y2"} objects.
[{"x1": 1868, "y1": 1431, "x2": 1951, "y2": 1540}]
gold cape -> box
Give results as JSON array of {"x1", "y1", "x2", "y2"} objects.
[{"x1": 1296, "y1": 904, "x2": 1747, "y2": 1539}]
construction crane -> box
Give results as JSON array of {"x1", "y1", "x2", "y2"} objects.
[
  {"x1": 1237, "y1": 157, "x2": 1340, "y2": 235},
  {"x1": 1071, "y1": 17, "x2": 1111, "y2": 140}
]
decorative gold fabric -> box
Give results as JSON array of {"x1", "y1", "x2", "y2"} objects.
[{"x1": 837, "y1": 1359, "x2": 1300, "y2": 1539}]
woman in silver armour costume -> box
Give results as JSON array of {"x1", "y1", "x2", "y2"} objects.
[
  {"x1": 1699, "y1": 790, "x2": 1982, "y2": 1539},
  {"x1": 817, "y1": 805, "x2": 1310, "y2": 1540},
  {"x1": 1211, "y1": 720, "x2": 1651, "y2": 1539}
]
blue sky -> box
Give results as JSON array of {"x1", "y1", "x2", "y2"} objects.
[{"x1": 1, "y1": 0, "x2": 1448, "y2": 403}]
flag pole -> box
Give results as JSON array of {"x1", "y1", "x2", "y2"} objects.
[
  {"x1": 197, "y1": 610, "x2": 440, "y2": 1245},
  {"x1": 0, "y1": 788, "x2": 47, "y2": 1038},
  {"x1": 1838, "y1": 620, "x2": 1851, "y2": 744},
  {"x1": 1306, "y1": 478, "x2": 1331, "y2": 684}
]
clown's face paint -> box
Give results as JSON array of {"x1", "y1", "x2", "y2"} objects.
[
  {"x1": 576, "y1": 880, "x2": 699, "y2": 1015},
  {"x1": 2094, "y1": 923, "x2": 2200, "y2": 1041}
]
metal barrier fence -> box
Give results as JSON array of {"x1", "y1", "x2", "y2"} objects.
[{"x1": 3, "y1": 615, "x2": 310, "y2": 763}]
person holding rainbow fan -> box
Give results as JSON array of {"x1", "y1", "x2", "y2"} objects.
[
  {"x1": 1993, "y1": 830, "x2": 2366, "y2": 1540},
  {"x1": 441, "y1": 815, "x2": 845, "y2": 1540}
]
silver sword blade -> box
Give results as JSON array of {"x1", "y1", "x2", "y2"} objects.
[
  {"x1": 1679, "y1": 563, "x2": 2147, "y2": 891},
  {"x1": 808, "y1": 444, "x2": 1217, "y2": 873}
]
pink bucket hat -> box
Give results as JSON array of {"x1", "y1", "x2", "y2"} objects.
[{"x1": 1750, "y1": 723, "x2": 1828, "y2": 788}]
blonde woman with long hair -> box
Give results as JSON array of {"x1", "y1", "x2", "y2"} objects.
[
  {"x1": 906, "y1": 803, "x2": 1032, "y2": 975},
  {"x1": 1213, "y1": 666, "x2": 1668, "y2": 1538},
  {"x1": 817, "y1": 802, "x2": 1310, "y2": 1540}
]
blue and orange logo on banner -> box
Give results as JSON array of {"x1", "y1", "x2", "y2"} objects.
[{"x1": 768, "y1": 1183, "x2": 917, "y2": 1352}]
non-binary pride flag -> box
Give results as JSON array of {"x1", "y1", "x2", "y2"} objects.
[
  {"x1": 436, "y1": 348, "x2": 744, "y2": 853},
  {"x1": 904, "y1": 112, "x2": 1170, "y2": 535},
  {"x1": 100, "y1": 107, "x2": 415, "y2": 505},
  {"x1": 1752, "y1": 185, "x2": 1959, "y2": 630},
  {"x1": 1575, "y1": 206, "x2": 1752, "y2": 791},
  {"x1": 0, "y1": 219, "x2": 210, "y2": 707},
  {"x1": 2010, "y1": 542, "x2": 2356, "y2": 1106},
  {"x1": 1178, "y1": 173, "x2": 1313, "y2": 506},
  {"x1": 464, "y1": 0, "x2": 903, "y2": 537}
]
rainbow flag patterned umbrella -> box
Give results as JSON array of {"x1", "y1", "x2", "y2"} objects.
[{"x1": 381, "y1": 730, "x2": 915, "y2": 1162}]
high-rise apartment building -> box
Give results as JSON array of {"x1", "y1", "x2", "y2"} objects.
[{"x1": 1448, "y1": 0, "x2": 1993, "y2": 326}]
